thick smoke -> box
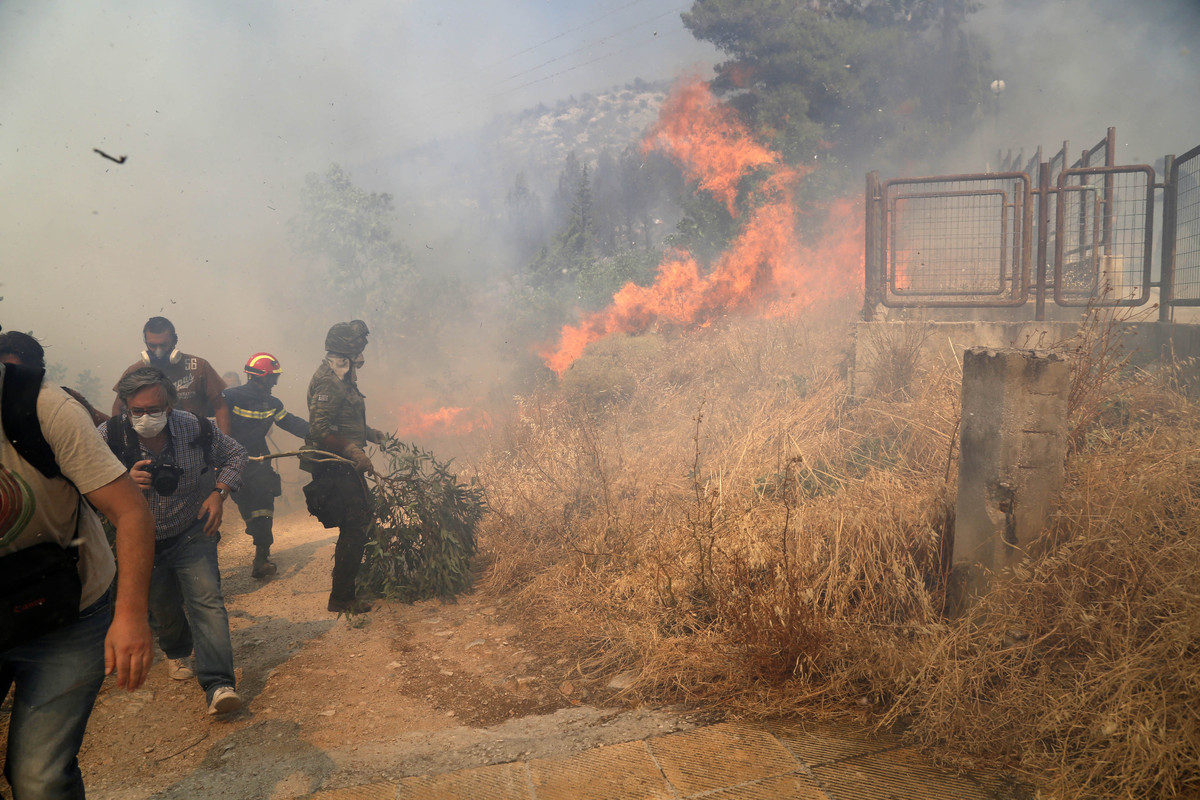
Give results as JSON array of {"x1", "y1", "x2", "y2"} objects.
[
  {"x1": 0, "y1": 0, "x2": 715, "y2": 422},
  {"x1": 2, "y1": 0, "x2": 1194, "y2": 429},
  {"x1": 948, "y1": 0, "x2": 1200, "y2": 172}
]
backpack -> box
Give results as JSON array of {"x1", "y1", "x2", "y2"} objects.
[
  {"x1": 0, "y1": 365, "x2": 86, "y2": 651},
  {"x1": 104, "y1": 410, "x2": 214, "y2": 471},
  {"x1": 0, "y1": 364, "x2": 61, "y2": 479}
]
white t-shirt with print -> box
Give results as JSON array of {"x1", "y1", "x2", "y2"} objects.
[{"x1": 0, "y1": 367, "x2": 126, "y2": 608}]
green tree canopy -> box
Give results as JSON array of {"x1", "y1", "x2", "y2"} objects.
[
  {"x1": 290, "y1": 164, "x2": 416, "y2": 322},
  {"x1": 683, "y1": 0, "x2": 990, "y2": 196}
]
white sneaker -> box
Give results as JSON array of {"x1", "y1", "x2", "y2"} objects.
[
  {"x1": 167, "y1": 657, "x2": 194, "y2": 680},
  {"x1": 208, "y1": 686, "x2": 242, "y2": 715}
]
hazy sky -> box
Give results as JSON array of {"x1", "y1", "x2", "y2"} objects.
[
  {"x1": 1, "y1": 0, "x2": 1197, "y2": 415},
  {"x1": 0, "y1": 0, "x2": 716, "y2": 400},
  {"x1": 960, "y1": 0, "x2": 1200, "y2": 171}
]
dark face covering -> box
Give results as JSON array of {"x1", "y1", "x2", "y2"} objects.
[
  {"x1": 146, "y1": 346, "x2": 172, "y2": 367},
  {"x1": 144, "y1": 334, "x2": 177, "y2": 367}
]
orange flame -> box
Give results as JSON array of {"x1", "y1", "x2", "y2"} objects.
[
  {"x1": 390, "y1": 404, "x2": 492, "y2": 439},
  {"x1": 642, "y1": 78, "x2": 787, "y2": 215},
  {"x1": 540, "y1": 78, "x2": 864, "y2": 375}
]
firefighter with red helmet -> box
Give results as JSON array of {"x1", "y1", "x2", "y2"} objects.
[{"x1": 223, "y1": 353, "x2": 310, "y2": 578}]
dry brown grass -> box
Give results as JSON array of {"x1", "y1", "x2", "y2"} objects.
[{"x1": 471, "y1": 303, "x2": 1200, "y2": 799}]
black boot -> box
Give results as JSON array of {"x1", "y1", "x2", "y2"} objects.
[
  {"x1": 327, "y1": 595, "x2": 373, "y2": 614},
  {"x1": 328, "y1": 532, "x2": 370, "y2": 614},
  {"x1": 251, "y1": 544, "x2": 277, "y2": 580}
]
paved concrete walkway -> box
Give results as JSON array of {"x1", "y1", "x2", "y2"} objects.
[{"x1": 305, "y1": 719, "x2": 1023, "y2": 799}]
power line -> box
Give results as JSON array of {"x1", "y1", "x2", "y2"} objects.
[
  {"x1": 408, "y1": 2, "x2": 691, "y2": 117},
  {"x1": 479, "y1": 0, "x2": 649, "y2": 70},
  {"x1": 499, "y1": 26, "x2": 691, "y2": 99},
  {"x1": 492, "y1": 8, "x2": 680, "y2": 88}
]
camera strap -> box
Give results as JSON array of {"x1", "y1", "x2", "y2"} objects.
[{"x1": 103, "y1": 415, "x2": 143, "y2": 469}]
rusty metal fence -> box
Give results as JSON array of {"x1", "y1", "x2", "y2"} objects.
[
  {"x1": 864, "y1": 128, "x2": 1200, "y2": 321},
  {"x1": 879, "y1": 174, "x2": 1031, "y2": 306},
  {"x1": 1162, "y1": 144, "x2": 1200, "y2": 307},
  {"x1": 1055, "y1": 165, "x2": 1154, "y2": 306}
]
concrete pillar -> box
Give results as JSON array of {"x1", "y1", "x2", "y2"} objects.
[{"x1": 953, "y1": 347, "x2": 1069, "y2": 604}]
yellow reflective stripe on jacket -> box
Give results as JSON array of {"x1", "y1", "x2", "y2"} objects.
[{"x1": 233, "y1": 406, "x2": 276, "y2": 420}]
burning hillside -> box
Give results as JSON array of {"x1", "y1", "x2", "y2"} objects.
[{"x1": 541, "y1": 78, "x2": 863, "y2": 375}]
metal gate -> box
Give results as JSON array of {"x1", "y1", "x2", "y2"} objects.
[
  {"x1": 1161, "y1": 143, "x2": 1200, "y2": 312},
  {"x1": 864, "y1": 128, "x2": 1200, "y2": 321}
]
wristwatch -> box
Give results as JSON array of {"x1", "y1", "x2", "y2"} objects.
[{"x1": 215, "y1": 487, "x2": 229, "y2": 500}]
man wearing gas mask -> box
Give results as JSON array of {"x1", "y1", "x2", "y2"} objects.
[
  {"x1": 99, "y1": 366, "x2": 248, "y2": 715},
  {"x1": 111, "y1": 316, "x2": 232, "y2": 435},
  {"x1": 301, "y1": 320, "x2": 387, "y2": 614}
]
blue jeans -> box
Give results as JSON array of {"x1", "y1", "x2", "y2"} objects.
[
  {"x1": 149, "y1": 522, "x2": 236, "y2": 702},
  {"x1": 0, "y1": 590, "x2": 111, "y2": 800}
]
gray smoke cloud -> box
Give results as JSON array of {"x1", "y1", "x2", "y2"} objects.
[
  {"x1": 0, "y1": 0, "x2": 715, "y2": 420},
  {"x1": 2, "y1": 0, "x2": 1195, "y2": 427},
  {"x1": 954, "y1": 0, "x2": 1200, "y2": 171}
]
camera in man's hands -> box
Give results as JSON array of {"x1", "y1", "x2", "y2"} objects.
[{"x1": 147, "y1": 458, "x2": 183, "y2": 496}]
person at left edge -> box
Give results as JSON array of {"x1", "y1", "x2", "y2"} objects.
[
  {"x1": 0, "y1": 329, "x2": 110, "y2": 425},
  {"x1": 99, "y1": 366, "x2": 247, "y2": 716},
  {"x1": 111, "y1": 316, "x2": 231, "y2": 434},
  {"x1": 0, "y1": 360, "x2": 154, "y2": 799},
  {"x1": 223, "y1": 352, "x2": 309, "y2": 579}
]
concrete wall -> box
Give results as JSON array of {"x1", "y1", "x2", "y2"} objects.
[{"x1": 852, "y1": 319, "x2": 1200, "y2": 396}]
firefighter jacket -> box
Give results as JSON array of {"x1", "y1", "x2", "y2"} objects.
[
  {"x1": 301, "y1": 360, "x2": 369, "y2": 472},
  {"x1": 223, "y1": 381, "x2": 309, "y2": 458}
]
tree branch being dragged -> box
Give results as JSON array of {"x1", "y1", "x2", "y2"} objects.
[{"x1": 359, "y1": 437, "x2": 486, "y2": 602}]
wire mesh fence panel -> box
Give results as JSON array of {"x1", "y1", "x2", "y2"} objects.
[
  {"x1": 1046, "y1": 143, "x2": 1069, "y2": 184},
  {"x1": 1054, "y1": 166, "x2": 1154, "y2": 306},
  {"x1": 1022, "y1": 147, "x2": 1041, "y2": 179},
  {"x1": 882, "y1": 174, "x2": 1030, "y2": 307},
  {"x1": 1169, "y1": 146, "x2": 1200, "y2": 303},
  {"x1": 1041, "y1": 143, "x2": 1071, "y2": 295},
  {"x1": 1072, "y1": 131, "x2": 1112, "y2": 170}
]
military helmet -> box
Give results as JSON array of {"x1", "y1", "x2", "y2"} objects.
[
  {"x1": 325, "y1": 321, "x2": 368, "y2": 356},
  {"x1": 244, "y1": 352, "x2": 282, "y2": 377}
]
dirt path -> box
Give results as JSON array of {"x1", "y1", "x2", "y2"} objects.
[{"x1": 4, "y1": 511, "x2": 699, "y2": 800}]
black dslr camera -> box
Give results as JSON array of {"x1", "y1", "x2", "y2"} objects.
[{"x1": 147, "y1": 457, "x2": 183, "y2": 496}]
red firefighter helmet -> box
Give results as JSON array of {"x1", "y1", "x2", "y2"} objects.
[{"x1": 244, "y1": 352, "x2": 282, "y2": 377}]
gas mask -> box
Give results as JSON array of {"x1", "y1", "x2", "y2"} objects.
[
  {"x1": 142, "y1": 342, "x2": 182, "y2": 367},
  {"x1": 326, "y1": 355, "x2": 352, "y2": 380}
]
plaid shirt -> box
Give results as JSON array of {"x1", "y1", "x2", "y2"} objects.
[{"x1": 99, "y1": 410, "x2": 246, "y2": 539}]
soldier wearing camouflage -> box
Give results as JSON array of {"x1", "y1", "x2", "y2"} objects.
[{"x1": 301, "y1": 321, "x2": 384, "y2": 614}]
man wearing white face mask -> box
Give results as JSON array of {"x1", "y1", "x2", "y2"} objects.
[
  {"x1": 300, "y1": 320, "x2": 386, "y2": 614},
  {"x1": 99, "y1": 367, "x2": 248, "y2": 716}
]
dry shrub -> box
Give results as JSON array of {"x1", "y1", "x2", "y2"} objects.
[
  {"x1": 475, "y1": 306, "x2": 959, "y2": 710},
  {"x1": 473, "y1": 303, "x2": 1200, "y2": 798},
  {"x1": 856, "y1": 320, "x2": 936, "y2": 398},
  {"x1": 556, "y1": 334, "x2": 664, "y2": 410},
  {"x1": 889, "y1": 405, "x2": 1200, "y2": 799},
  {"x1": 1050, "y1": 300, "x2": 1158, "y2": 449}
]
